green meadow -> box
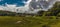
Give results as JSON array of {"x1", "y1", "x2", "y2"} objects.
[
  {"x1": 0, "y1": 16, "x2": 59, "y2": 27},
  {"x1": 0, "y1": 1, "x2": 60, "y2": 27}
]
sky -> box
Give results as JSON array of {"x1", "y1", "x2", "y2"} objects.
[
  {"x1": 0, "y1": 0, "x2": 60, "y2": 14},
  {"x1": 0, "y1": 0, "x2": 30, "y2": 13},
  {"x1": 0, "y1": 0, "x2": 28, "y2": 6}
]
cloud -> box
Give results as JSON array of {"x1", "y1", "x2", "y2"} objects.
[{"x1": 0, "y1": 0, "x2": 60, "y2": 14}]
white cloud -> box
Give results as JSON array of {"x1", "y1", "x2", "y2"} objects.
[{"x1": 0, "y1": 0, "x2": 60, "y2": 14}]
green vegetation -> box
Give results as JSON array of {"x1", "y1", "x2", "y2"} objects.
[
  {"x1": 0, "y1": 16, "x2": 59, "y2": 27},
  {"x1": 0, "y1": 2, "x2": 60, "y2": 27}
]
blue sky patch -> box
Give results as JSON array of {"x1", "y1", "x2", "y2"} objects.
[{"x1": 0, "y1": 0, "x2": 28, "y2": 6}]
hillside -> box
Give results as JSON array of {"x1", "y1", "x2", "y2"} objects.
[
  {"x1": 37, "y1": 1, "x2": 60, "y2": 16},
  {"x1": 0, "y1": 2, "x2": 59, "y2": 27}
]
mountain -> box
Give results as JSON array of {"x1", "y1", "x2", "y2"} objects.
[
  {"x1": 44, "y1": 1, "x2": 60, "y2": 16},
  {"x1": 0, "y1": 0, "x2": 60, "y2": 14},
  {"x1": 29, "y1": 0, "x2": 57, "y2": 10}
]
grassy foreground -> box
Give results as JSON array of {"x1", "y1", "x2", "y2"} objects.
[{"x1": 0, "y1": 16, "x2": 60, "y2": 27}]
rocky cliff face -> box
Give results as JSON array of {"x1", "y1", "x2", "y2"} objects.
[
  {"x1": 0, "y1": 0, "x2": 60, "y2": 14},
  {"x1": 29, "y1": 0, "x2": 57, "y2": 10}
]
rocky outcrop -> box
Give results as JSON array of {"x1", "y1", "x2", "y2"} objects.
[{"x1": 29, "y1": 0, "x2": 57, "y2": 10}]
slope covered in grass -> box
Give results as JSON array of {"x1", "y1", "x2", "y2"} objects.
[
  {"x1": 0, "y1": 1, "x2": 60, "y2": 27},
  {"x1": 0, "y1": 16, "x2": 59, "y2": 27}
]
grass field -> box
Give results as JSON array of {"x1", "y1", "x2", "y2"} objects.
[{"x1": 0, "y1": 16, "x2": 59, "y2": 27}]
